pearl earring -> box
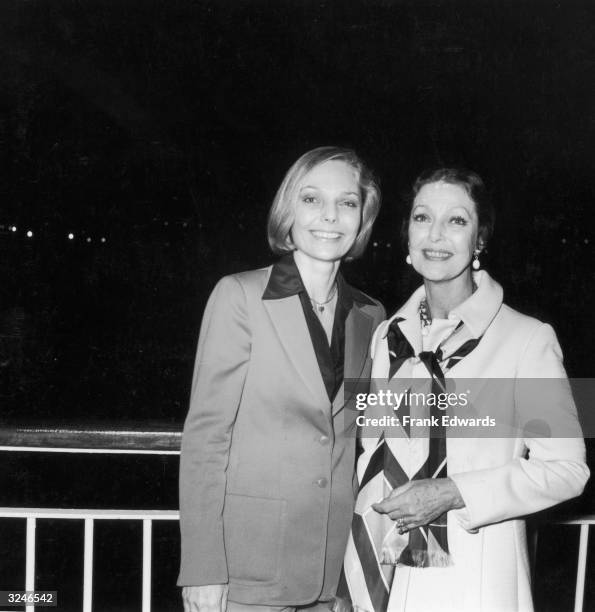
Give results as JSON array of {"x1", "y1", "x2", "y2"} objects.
[
  {"x1": 472, "y1": 250, "x2": 481, "y2": 270},
  {"x1": 406, "y1": 254, "x2": 412, "y2": 265}
]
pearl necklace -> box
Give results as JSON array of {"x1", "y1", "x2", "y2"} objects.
[{"x1": 309, "y1": 284, "x2": 338, "y2": 313}]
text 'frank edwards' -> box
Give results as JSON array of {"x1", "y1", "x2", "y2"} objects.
[{"x1": 355, "y1": 414, "x2": 497, "y2": 427}]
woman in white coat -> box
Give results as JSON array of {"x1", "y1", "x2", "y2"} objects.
[{"x1": 343, "y1": 167, "x2": 589, "y2": 612}]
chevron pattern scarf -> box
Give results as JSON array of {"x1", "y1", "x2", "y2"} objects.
[{"x1": 343, "y1": 318, "x2": 482, "y2": 611}]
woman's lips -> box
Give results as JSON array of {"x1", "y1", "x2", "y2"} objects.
[
  {"x1": 310, "y1": 230, "x2": 343, "y2": 240},
  {"x1": 422, "y1": 249, "x2": 452, "y2": 260}
]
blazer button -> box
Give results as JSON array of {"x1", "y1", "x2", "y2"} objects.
[
  {"x1": 319, "y1": 435, "x2": 330, "y2": 446},
  {"x1": 315, "y1": 477, "x2": 328, "y2": 488}
]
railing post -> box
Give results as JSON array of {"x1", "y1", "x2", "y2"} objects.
[
  {"x1": 83, "y1": 518, "x2": 94, "y2": 612},
  {"x1": 574, "y1": 524, "x2": 589, "y2": 612},
  {"x1": 529, "y1": 525, "x2": 539, "y2": 586},
  {"x1": 25, "y1": 517, "x2": 36, "y2": 612},
  {"x1": 142, "y1": 519, "x2": 152, "y2": 612}
]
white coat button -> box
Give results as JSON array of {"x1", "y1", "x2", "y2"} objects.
[
  {"x1": 319, "y1": 435, "x2": 330, "y2": 445},
  {"x1": 315, "y1": 477, "x2": 328, "y2": 488}
]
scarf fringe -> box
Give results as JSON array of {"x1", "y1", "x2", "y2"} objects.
[{"x1": 380, "y1": 546, "x2": 452, "y2": 568}]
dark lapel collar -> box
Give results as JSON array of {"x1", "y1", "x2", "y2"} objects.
[
  {"x1": 332, "y1": 276, "x2": 376, "y2": 415},
  {"x1": 263, "y1": 255, "x2": 377, "y2": 413},
  {"x1": 333, "y1": 302, "x2": 375, "y2": 416},
  {"x1": 262, "y1": 255, "x2": 329, "y2": 407},
  {"x1": 344, "y1": 302, "x2": 374, "y2": 381},
  {"x1": 336, "y1": 272, "x2": 375, "y2": 382},
  {"x1": 261, "y1": 253, "x2": 304, "y2": 299}
]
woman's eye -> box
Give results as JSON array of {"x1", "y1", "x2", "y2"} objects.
[
  {"x1": 341, "y1": 200, "x2": 359, "y2": 208},
  {"x1": 412, "y1": 213, "x2": 428, "y2": 222},
  {"x1": 450, "y1": 216, "x2": 468, "y2": 226},
  {"x1": 302, "y1": 196, "x2": 318, "y2": 205}
]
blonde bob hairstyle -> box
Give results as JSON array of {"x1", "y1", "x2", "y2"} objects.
[{"x1": 267, "y1": 146, "x2": 381, "y2": 260}]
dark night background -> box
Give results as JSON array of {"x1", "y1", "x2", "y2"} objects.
[{"x1": 0, "y1": 1, "x2": 594, "y2": 610}]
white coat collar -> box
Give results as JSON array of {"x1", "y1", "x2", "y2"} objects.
[{"x1": 382, "y1": 270, "x2": 504, "y2": 343}]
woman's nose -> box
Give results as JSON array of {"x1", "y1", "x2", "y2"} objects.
[
  {"x1": 321, "y1": 200, "x2": 338, "y2": 223},
  {"x1": 428, "y1": 219, "x2": 443, "y2": 241}
]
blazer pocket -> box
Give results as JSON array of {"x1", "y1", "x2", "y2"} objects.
[{"x1": 223, "y1": 493, "x2": 287, "y2": 584}]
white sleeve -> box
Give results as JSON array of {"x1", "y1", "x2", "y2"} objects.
[{"x1": 450, "y1": 323, "x2": 589, "y2": 531}]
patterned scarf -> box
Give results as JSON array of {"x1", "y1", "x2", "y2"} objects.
[{"x1": 343, "y1": 317, "x2": 482, "y2": 611}]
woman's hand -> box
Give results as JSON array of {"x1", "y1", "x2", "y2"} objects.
[
  {"x1": 372, "y1": 478, "x2": 465, "y2": 532},
  {"x1": 182, "y1": 584, "x2": 229, "y2": 612}
]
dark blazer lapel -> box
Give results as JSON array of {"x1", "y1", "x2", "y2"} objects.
[
  {"x1": 345, "y1": 304, "x2": 375, "y2": 380},
  {"x1": 263, "y1": 296, "x2": 329, "y2": 407},
  {"x1": 332, "y1": 304, "x2": 374, "y2": 416}
]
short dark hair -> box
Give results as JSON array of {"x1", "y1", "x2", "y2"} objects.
[
  {"x1": 402, "y1": 167, "x2": 495, "y2": 249},
  {"x1": 267, "y1": 146, "x2": 381, "y2": 260}
]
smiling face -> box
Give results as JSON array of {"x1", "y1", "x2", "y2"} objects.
[
  {"x1": 408, "y1": 181, "x2": 481, "y2": 284},
  {"x1": 290, "y1": 160, "x2": 362, "y2": 264}
]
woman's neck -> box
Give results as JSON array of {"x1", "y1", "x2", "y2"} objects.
[
  {"x1": 293, "y1": 250, "x2": 340, "y2": 302},
  {"x1": 424, "y1": 271, "x2": 475, "y2": 320}
]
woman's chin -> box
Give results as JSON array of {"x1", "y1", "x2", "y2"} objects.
[
  {"x1": 296, "y1": 245, "x2": 351, "y2": 264},
  {"x1": 414, "y1": 265, "x2": 472, "y2": 285}
]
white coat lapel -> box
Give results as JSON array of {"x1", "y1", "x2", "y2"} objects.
[
  {"x1": 396, "y1": 284, "x2": 426, "y2": 352},
  {"x1": 396, "y1": 316, "x2": 422, "y2": 358}
]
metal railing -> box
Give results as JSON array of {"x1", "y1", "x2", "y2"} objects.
[
  {"x1": 0, "y1": 421, "x2": 181, "y2": 455},
  {"x1": 563, "y1": 516, "x2": 592, "y2": 612},
  {"x1": 0, "y1": 423, "x2": 591, "y2": 612},
  {"x1": 0, "y1": 508, "x2": 179, "y2": 612},
  {"x1": 1, "y1": 422, "x2": 181, "y2": 612}
]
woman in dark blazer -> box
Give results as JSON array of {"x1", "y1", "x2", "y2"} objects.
[{"x1": 178, "y1": 147, "x2": 385, "y2": 612}]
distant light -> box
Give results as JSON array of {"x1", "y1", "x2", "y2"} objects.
[
  {"x1": 10, "y1": 226, "x2": 17, "y2": 232},
  {"x1": 585, "y1": 238, "x2": 589, "y2": 245},
  {"x1": 561, "y1": 238, "x2": 567, "y2": 244},
  {"x1": 386, "y1": 242, "x2": 392, "y2": 248},
  {"x1": 373, "y1": 241, "x2": 378, "y2": 247},
  {"x1": 182, "y1": 222, "x2": 188, "y2": 228},
  {"x1": 26, "y1": 230, "x2": 33, "y2": 238},
  {"x1": 100, "y1": 237, "x2": 106, "y2": 243},
  {"x1": 68, "y1": 233, "x2": 74, "y2": 240},
  {"x1": 86, "y1": 237, "x2": 92, "y2": 243},
  {"x1": 164, "y1": 221, "x2": 169, "y2": 226}
]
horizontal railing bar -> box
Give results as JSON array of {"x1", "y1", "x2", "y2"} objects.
[
  {"x1": 0, "y1": 422, "x2": 182, "y2": 451},
  {"x1": 556, "y1": 515, "x2": 595, "y2": 525},
  {"x1": 1, "y1": 507, "x2": 592, "y2": 525},
  {"x1": 0, "y1": 446, "x2": 179, "y2": 454},
  {"x1": 0, "y1": 508, "x2": 179, "y2": 520}
]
